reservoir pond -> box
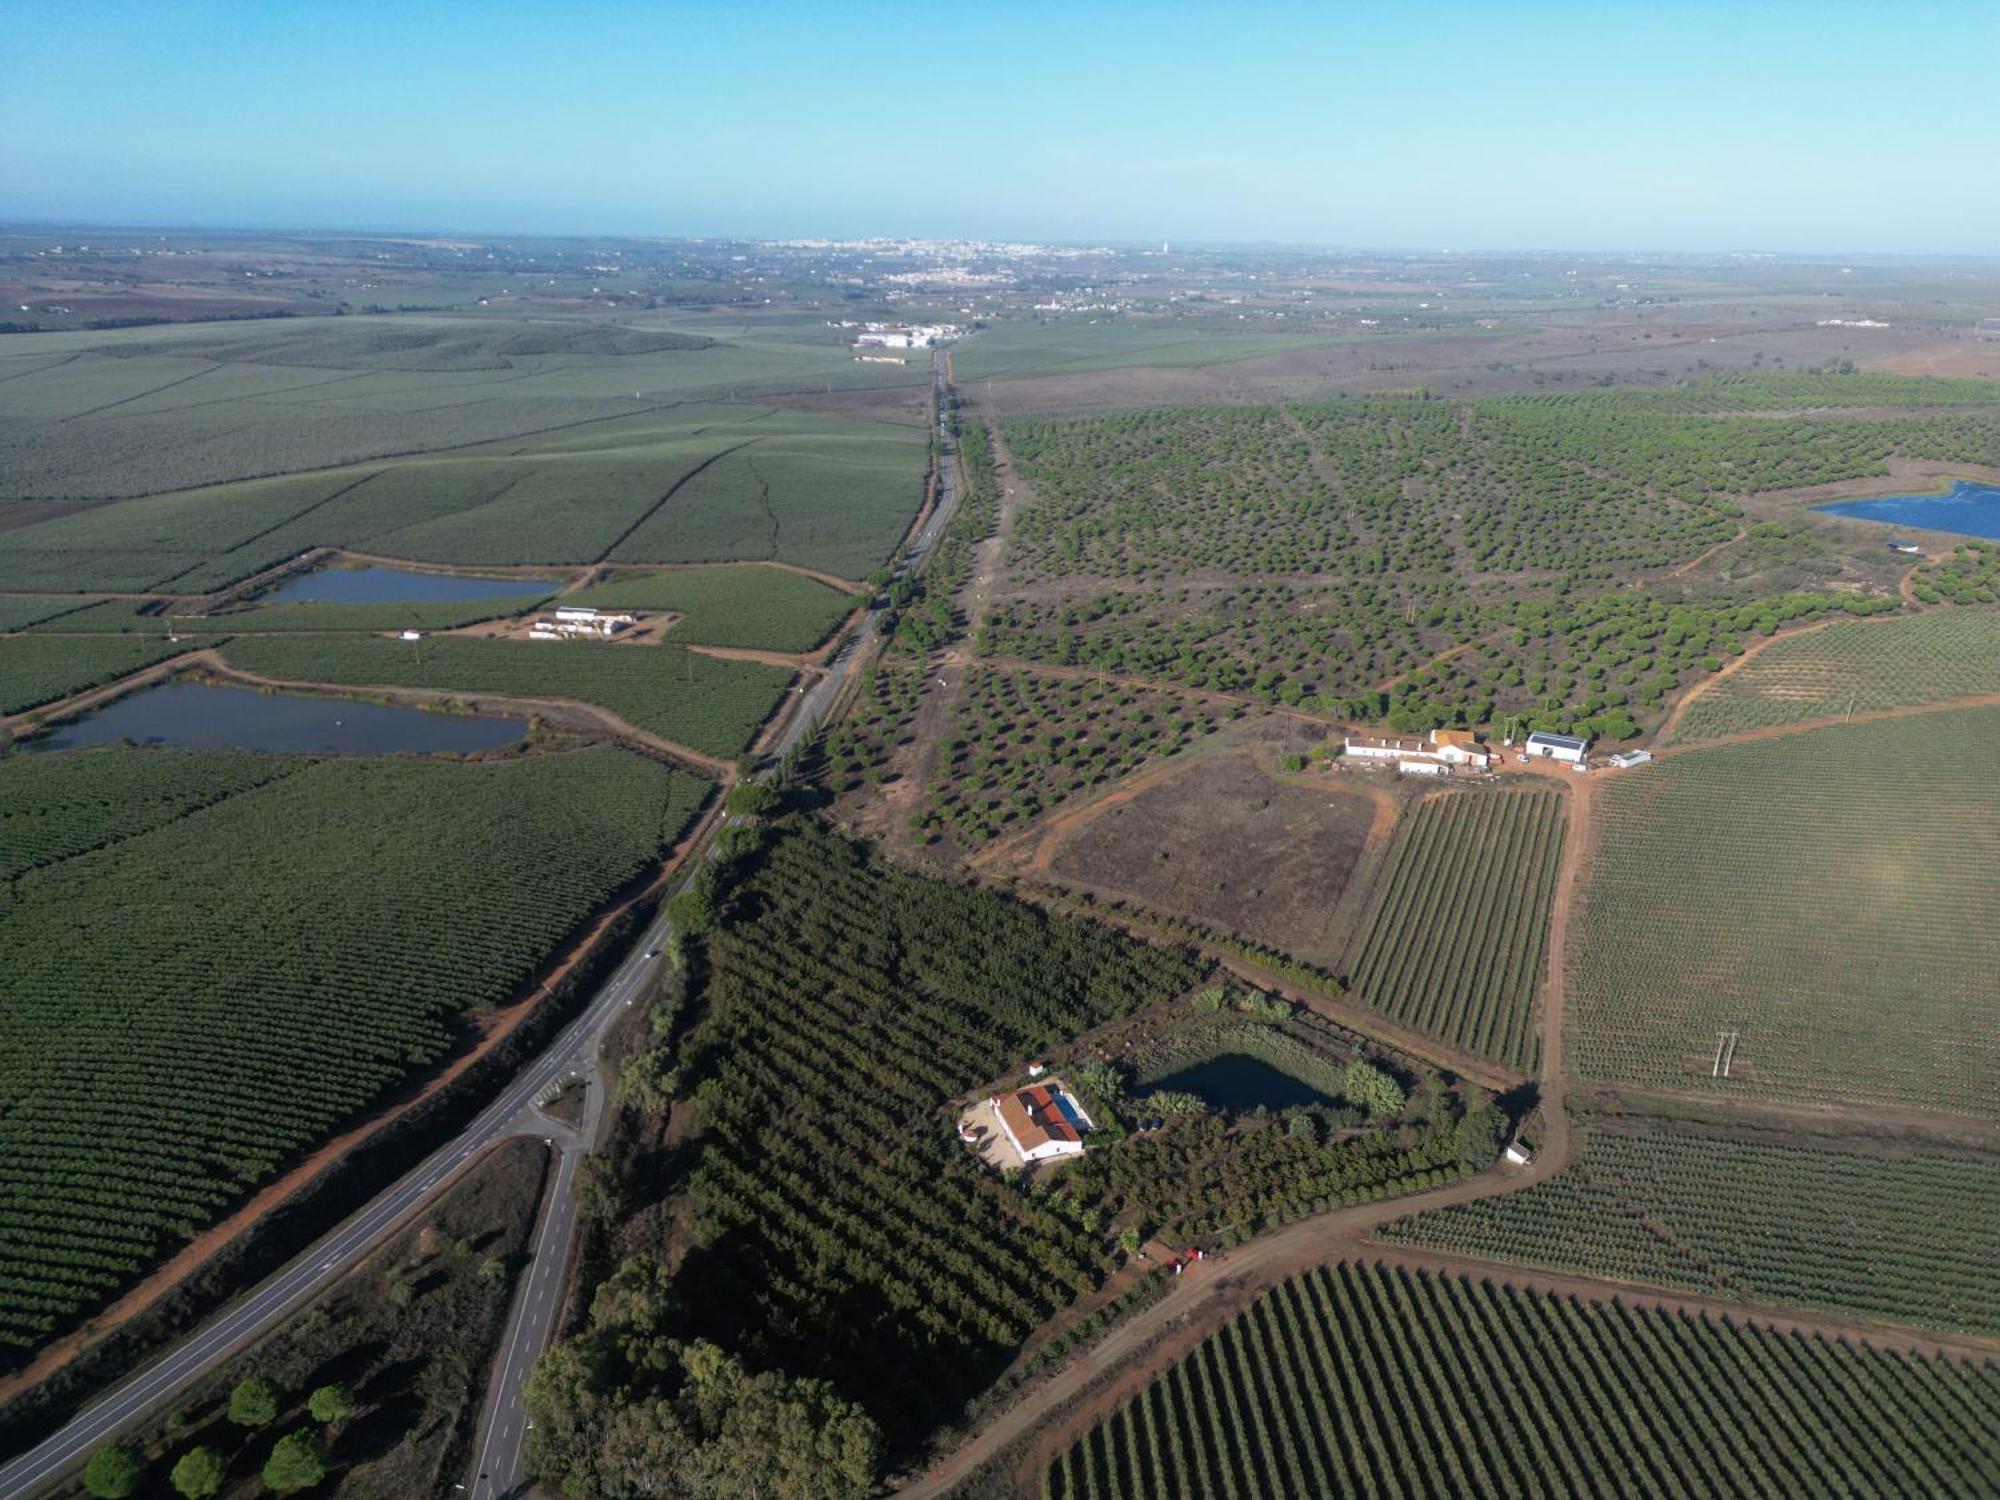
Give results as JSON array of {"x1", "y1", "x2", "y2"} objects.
[
  {"x1": 1146, "y1": 1053, "x2": 1338, "y2": 1113},
  {"x1": 1814, "y1": 480, "x2": 2000, "y2": 540},
  {"x1": 31, "y1": 680, "x2": 527, "y2": 755},
  {"x1": 257, "y1": 564, "x2": 559, "y2": 606}
]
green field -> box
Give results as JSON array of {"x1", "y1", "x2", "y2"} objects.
[
  {"x1": 566, "y1": 565, "x2": 859, "y2": 652},
  {"x1": 0, "y1": 634, "x2": 201, "y2": 716},
  {"x1": 217, "y1": 634, "x2": 790, "y2": 758},
  {"x1": 0, "y1": 745, "x2": 708, "y2": 1356},
  {"x1": 530, "y1": 825, "x2": 1203, "y2": 1463},
  {"x1": 25, "y1": 593, "x2": 551, "y2": 636},
  {"x1": 0, "y1": 315, "x2": 928, "y2": 501},
  {"x1": 0, "y1": 596, "x2": 98, "y2": 632},
  {"x1": 1379, "y1": 1121, "x2": 2000, "y2": 1334},
  {"x1": 1667, "y1": 610, "x2": 2000, "y2": 743},
  {"x1": 950, "y1": 319, "x2": 1340, "y2": 383},
  {"x1": 1570, "y1": 707, "x2": 2000, "y2": 1114},
  {"x1": 1344, "y1": 789, "x2": 1563, "y2": 1070},
  {"x1": 1043, "y1": 1259, "x2": 2000, "y2": 1499},
  {"x1": 0, "y1": 403, "x2": 926, "y2": 593}
]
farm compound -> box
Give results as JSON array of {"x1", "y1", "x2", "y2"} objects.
[{"x1": 1344, "y1": 727, "x2": 1495, "y2": 776}]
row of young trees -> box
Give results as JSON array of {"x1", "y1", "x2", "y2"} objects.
[{"x1": 81, "y1": 1378, "x2": 347, "y2": 1498}]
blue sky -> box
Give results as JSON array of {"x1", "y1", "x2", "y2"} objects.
[{"x1": 2, "y1": 0, "x2": 1995, "y2": 253}]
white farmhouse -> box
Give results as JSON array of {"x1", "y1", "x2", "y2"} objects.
[
  {"x1": 993, "y1": 1082, "x2": 1094, "y2": 1164},
  {"x1": 1345, "y1": 727, "x2": 1495, "y2": 774}
]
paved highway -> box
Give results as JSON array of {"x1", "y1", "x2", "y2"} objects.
[
  {"x1": 465, "y1": 355, "x2": 962, "y2": 1498},
  {"x1": 0, "y1": 359, "x2": 962, "y2": 1500}
]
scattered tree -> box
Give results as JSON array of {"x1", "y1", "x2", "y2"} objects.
[
  {"x1": 170, "y1": 1445, "x2": 227, "y2": 1500},
  {"x1": 262, "y1": 1430, "x2": 329, "y2": 1494},
  {"x1": 81, "y1": 1442, "x2": 143, "y2": 1499},
  {"x1": 307, "y1": 1382, "x2": 354, "y2": 1424},
  {"x1": 228, "y1": 1375, "x2": 281, "y2": 1429}
]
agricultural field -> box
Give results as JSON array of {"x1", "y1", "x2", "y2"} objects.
[
  {"x1": 0, "y1": 402, "x2": 927, "y2": 594},
  {"x1": 0, "y1": 748, "x2": 304, "y2": 880},
  {"x1": 535, "y1": 825, "x2": 1204, "y2": 1464},
  {"x1": 984, "y1": 584, "x2": 1880, "y2": 739},
  {"x1": 50, "y1": 1138, "x2": 548, "y2": 1500},
  {"x1": 1666, "y1": 610, "x2": 2000, "y2": 743},
  {"x1": 1040, "y1": 749, "x2": 1377, "y2": 966},
  {"x1": 0, "y1": 745, "x2": 708, "y2": 1357},
  {"x1": 999, "y1": 393, "x2": 1954, "y2": 587},
  {"x1": 565, "y1": 564, "x2": 860, "y2": 652},
  {"x1": 1042, "y1": 1259, "x2": 2000, "y2": 1499},
  {"x1": 1569, "y1": 707, "x2": 2000, "y2": 1114},
  {"x1": 950, "y1": 319, "x2": 1340, "y2": 384},
  {"x1": 1378, "y1": 1120, "x2": 2000, "y2": 1335},
  {"x1": 915, "y1": 668, "x2": 1229, "y2": 848},
  {"x1": 25, "y1": 593, "x2": 552, "y2": 636},
  {"x1": 0, "y1": 634, "x2": 201, "y2": 716},
  {"x1": 0, "y1": 315, "x2": 928, "y2": 502},
  {"x1": 0, "y1": 596, "x2": 97, "y2": 632},
  {"x1": 217, "y1": 634, "x2": 790, "y2": 758},
  {"x1": 1344, "y1": 788, "x2": 1564, "y2": 1071},
  {"x1": 606, "y1": 412, "x2": 928, "y2": 579}
]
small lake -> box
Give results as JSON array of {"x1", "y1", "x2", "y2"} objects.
[
  {"x1": 1146, "y1": 1053, "x2": 1337, "y2": 1113},
  {"x1": 257, "y1": 564, "x2": 560, "y2": 606},
  {"x1": 1815, "y1": 480, "x2": 2000, "y2": 541},
  {"x1": 30, "y1": 680, "x2": 527, "y2": 755}
]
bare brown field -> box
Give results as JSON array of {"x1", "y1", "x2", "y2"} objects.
[
  {"x1": 968, "y1": 315, "x2": 1987, "y2": 414},
  {"x1": 1031, "y1": 748, "x2": 1384, "y2": 968}
]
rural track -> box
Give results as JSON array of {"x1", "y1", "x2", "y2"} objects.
[{"x1": 893, "y1": 722, "x2": 2000, "y2": 1499}]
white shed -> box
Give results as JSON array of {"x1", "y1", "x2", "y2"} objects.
[{"x1": 1523, "y1": 731, "x2": 1590, "y2": 765}]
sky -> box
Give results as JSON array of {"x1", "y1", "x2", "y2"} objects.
[{"x1": 3, "y1": 0, "x2": 1996, "y2": 254}]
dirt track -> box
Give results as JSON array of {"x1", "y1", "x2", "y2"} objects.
[
  {"x1": 195, "y1": 653, "x2": 739, "y2": 778},
  {"x1": 893, "y1": 698, "x2": 2000, "y2": 1494}
]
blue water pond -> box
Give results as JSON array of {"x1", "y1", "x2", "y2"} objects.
[{"x1": 1815, "y1": 480, "x2": 2000, "y2": 541}]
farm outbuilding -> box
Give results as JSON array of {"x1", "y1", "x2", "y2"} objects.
[{"x1": 1523, "y1": 731, "x2": 1590, "y2": 765}]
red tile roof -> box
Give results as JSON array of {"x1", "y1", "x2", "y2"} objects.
[{"x1": 997, "y1": 1085, "x2": 1082, "y2": 1152}]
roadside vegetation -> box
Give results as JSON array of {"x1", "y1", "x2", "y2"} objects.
[{"x1": 61, "y1": 1138, "x2": 547, "y2": 1500}]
